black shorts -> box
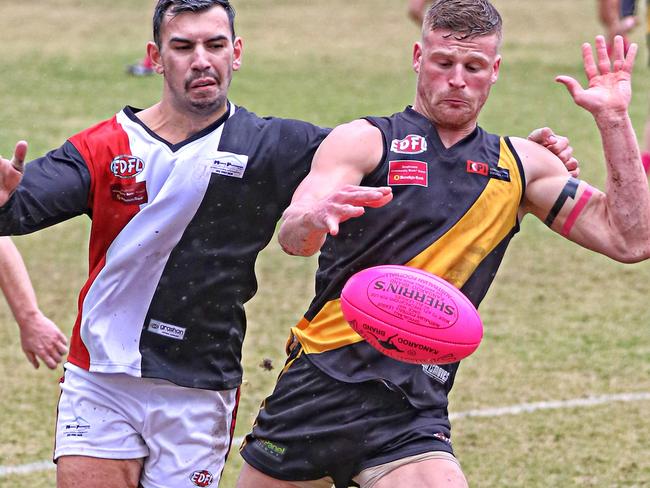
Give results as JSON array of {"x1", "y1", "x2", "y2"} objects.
[{"x1": 240, "y1": 347, "x2": 454, "y2": 488}]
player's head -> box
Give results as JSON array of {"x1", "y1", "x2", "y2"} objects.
[
  {"x1": 153, "y1": 0, "x2": 236, "y2": 49},
  {"x1": 148, "y1": 0, "x2": 242, "y2": 117},
  {"x1": 423, "y1": 0, "x2": 502, "y2": 47},
  {"x1": 412, "y1": 0, "x2": 502, "y2": 133}
]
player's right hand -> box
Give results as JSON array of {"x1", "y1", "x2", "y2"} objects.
[
  {"x1": 309, "y1": 185, "x2": 393, "y2": 236},
  {"x1": 0, "y1": 140, "x2": 27, "y2": 205}
]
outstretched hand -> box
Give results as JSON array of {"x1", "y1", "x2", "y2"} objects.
[
  {"x1": 307, "y1": 185, "x2": 393, "y2": 236},
  {"x1": 0, "y1": 140, "x2": 27, "y2": 205},
  {"x1": 556, "y1": 35, "x2": 636, "y2": 117}
]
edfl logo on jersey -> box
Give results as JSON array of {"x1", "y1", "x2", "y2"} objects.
[
  {"x1": 110, "y1": 155, "x2": 145, "y2": 178},
  {"x1": 190, "y1": 470, "x2": 214, "y2": 487},
  {"x1": 390, "y1": 134, "x2": 427, "y2": 154}
]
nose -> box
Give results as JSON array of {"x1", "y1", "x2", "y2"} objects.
[
  {"x1": 448, "y1": 65, "x2": 466, "y2": 89},
  {"x1": 190, "y1": 45, "x2": 211, "y2": 72}
]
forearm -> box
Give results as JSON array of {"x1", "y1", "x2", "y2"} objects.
[
  {"x1": 0, "y1": 237, "x2": 41, "y2": 326},
  {"x1": 596, "y1": 111, "x2": 650, "y2": 257}
]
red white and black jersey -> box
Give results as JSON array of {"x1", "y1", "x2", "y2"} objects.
[{"x1": 0, "y1": 103, "x2": 328, "y2": 390}]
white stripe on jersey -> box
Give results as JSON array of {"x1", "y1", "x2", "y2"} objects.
[{"x1": 80, "y1": 106, "x2": 236, "y2": 375}]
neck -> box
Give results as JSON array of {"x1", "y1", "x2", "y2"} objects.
[
  {"x1": 412, "y1": 103, "x2": 477, "y2": 148},
  {"x1": 435, "y1": 124, "x2": 476, "y2": 148},
  {"x1": 137, "y1": 100, "x2": 228, "y2": 144}
]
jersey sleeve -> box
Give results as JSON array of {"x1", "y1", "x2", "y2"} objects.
[
  {"x1": 0, "y1": 140, "x2": 91, "y2": 235},
  {"x1": 273, "y1": 119, "x2": 330, "y2": 205}
]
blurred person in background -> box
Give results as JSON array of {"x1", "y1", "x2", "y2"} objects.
[{"x1": 407, "y1": 0, "x2": 429, "y2": 25}]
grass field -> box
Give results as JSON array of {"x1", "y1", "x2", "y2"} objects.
[{"x1": 1, "y1": 1, "x2": 649, "y2": 487}]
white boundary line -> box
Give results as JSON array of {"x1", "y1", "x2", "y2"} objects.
[{"x1": 1, "y1": 391, "x2": 648, "y2": 478}]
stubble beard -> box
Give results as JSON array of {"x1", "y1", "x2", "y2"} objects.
[{"x1": 189, "y1": 91, "x2": 227, "y2": 115}]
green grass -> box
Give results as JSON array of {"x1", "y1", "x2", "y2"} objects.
[{"x1": 1, "y1": 1, "x2": 649, "y2": 487}]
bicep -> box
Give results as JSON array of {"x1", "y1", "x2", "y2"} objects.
[
  {"x1": 521, "y1": 147, "x2": 620, "y2": 254},
  {"x1": 525, "y1": 172, "x2": 602, "y2": 240},
  {"x1": 290, "y1": 121, "x2": 383, "y2": 204},
  {"x1": 516, "y1": 136, "x2": 611, "y2": 248}
]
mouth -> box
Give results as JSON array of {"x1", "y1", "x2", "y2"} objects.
[
  {"x1": 188, "y1": 77, "x2": 218, "y2": 90},
  {"x1": 442, "y1": 98, "x2": 468, "y2": 106}
]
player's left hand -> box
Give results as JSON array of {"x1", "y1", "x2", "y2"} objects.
[
  {"x1": 19, "y1": 312, "x2": 68, "y2": 369},
  {"x1": 528, "y1": 127, "x2": 580, "y2": 177},
  {"x1": 556, "y1": 35, "x2": 636, "y2": 118}
]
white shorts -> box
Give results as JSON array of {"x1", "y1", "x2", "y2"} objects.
[{"x1": 55, "y1": 363, "x2": 238, "y2": 488}]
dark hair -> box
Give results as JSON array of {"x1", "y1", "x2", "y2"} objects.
[
  {"x1": 153, "y1": 0, "x2": 236, "y2": 47},
  {"x1": 424, "y1": 0, "x2": 502, "y2": 41}
]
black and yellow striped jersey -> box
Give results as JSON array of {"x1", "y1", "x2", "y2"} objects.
[{"x1": 291, "y1": 106, "x2": 525, "y2": 409}]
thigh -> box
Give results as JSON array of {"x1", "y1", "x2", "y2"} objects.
[
  {"x1": 54, "y1": 365, "x2": 150, "y2": 461},
  {"x1": 57, "y1": 456, "x2": 143, "y2": 488},
  {"x1": 371, "y1": 456, "x2": 468, "y2": 488},
  {"x1": 139, "y1": 383, "x2": 239, "y2": 488},
  {"x1": 237, "y1": 461, "x2": 334, "y2": 488},
  {"x1": 240, "y1": 351, "x2": 452, "y2": 487},
  {"x1": 356, "y1": 452, "x2": 466, "y2": 488}
]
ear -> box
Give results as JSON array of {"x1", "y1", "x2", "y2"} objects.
[
  {"x1": 147, "y1": 41, "x2": 164, "y2": 74},
  {"x1": 490, "y1": 55, "x2": 501, "y2": 84},
  {"x1": 412, "y1": 41, "x2": 423, "y2": 74},
  {"x1": 232, "y1": 37, "x2": 243, "y2": 71}
]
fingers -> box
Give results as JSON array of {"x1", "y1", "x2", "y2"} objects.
[
  {"x1": 528, "y1": 127, "x2": 556, "y2": 146},
  {"x1": 555, "y1": 75, "x2": 582, "y2": 100},
  {"x1": 594, "y1": 35, "x2": 611, "y2": 75},
  {"x1": 582, "y1": 41, "x2": 598, "y2": 80},
  {"x1": 563, "y1": 158, "x2": 580, "y2": 177},
  {"x1": 25, "y1": 351, "x2": 39, "y2": 369},
  {"x1": 332, "y1": 185, "x2": 392, "y2": 208},
  {"x1": 34, "y1": 338, "x2": 67, "y2": 370},
  {"x1": 325, "y1": 215, "x2": 341, "y2": 236},
  {"x1": 11, "y1": 140, "x2": 27, "y2": 173},
  {"x1": 318, "y1": 186, "x2": 393, "y2": 236},
  {"x1": 621, "y1": 39, "x2": 637, "y2": 73},
  {"x1": 21, "y1": 319, "x2": 68, "y2": 370}
]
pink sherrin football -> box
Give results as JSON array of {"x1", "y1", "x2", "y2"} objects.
[{"x1": 340, "y1": 265, "x2": 483, "y2": 364}]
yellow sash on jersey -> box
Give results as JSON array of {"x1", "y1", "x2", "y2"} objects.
[{"x1": 294, "y1": 138, "x2": 523, "y2": 354}]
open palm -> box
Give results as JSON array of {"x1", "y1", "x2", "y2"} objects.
[{"x1": 556, "y1": 36, "x2": 636, "y2": 116}]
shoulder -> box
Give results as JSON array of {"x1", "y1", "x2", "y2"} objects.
[
  {"x1": 70, "y1": 114, "x2": 122, "y2": 145},
  {"x1": 328, "y1": 119, "x2": 383, "y2": 146},
  {"x1": 232, "y1": 106, "x2": 330, "y2": 140},
  {"x1": 315, "y1": 119, "x2": 384, "y2": 175}
]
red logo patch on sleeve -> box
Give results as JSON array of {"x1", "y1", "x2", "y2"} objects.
[
  {"x1": 466, "y1": 160, "x2": 489, "y2": 176},
  {"x1": 388, "y1": 160, "x2": 428, "y2": 187}
]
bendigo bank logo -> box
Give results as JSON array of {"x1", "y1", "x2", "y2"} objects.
[
  {"x1": 390, "y1": 135, "x2": 427, "y2": 154},
  {"x1": 110, "y1": 155, "x2": 145, "y2": 178}
]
